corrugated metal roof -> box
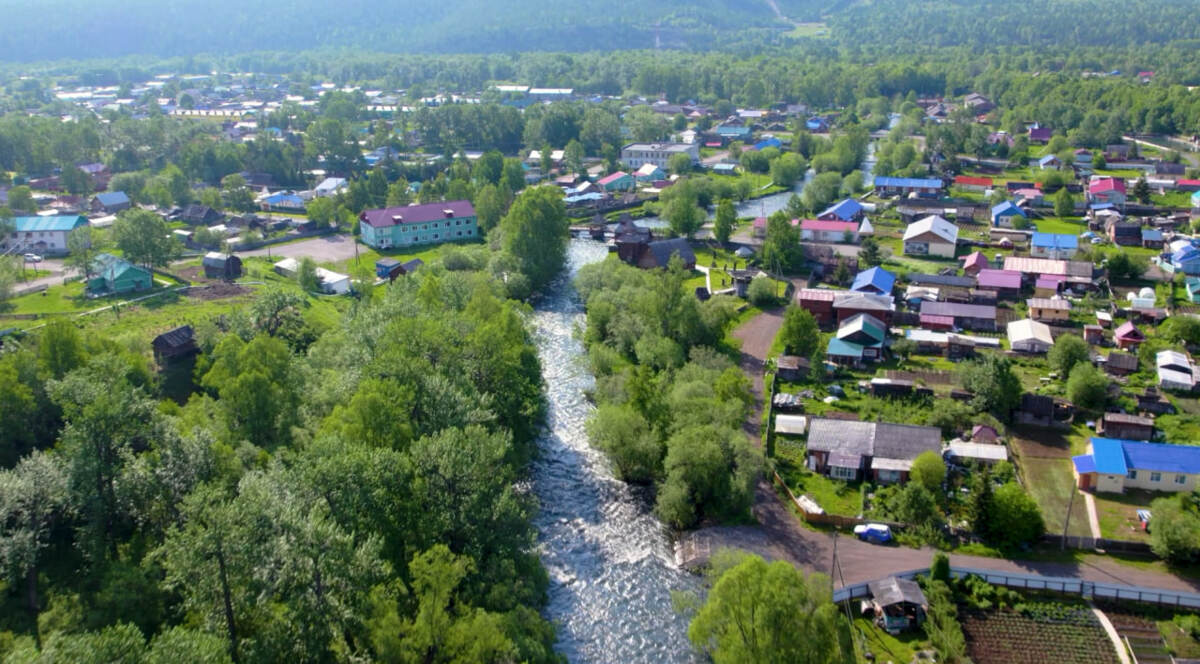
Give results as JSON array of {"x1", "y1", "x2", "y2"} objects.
[{"x1": 12, "y1": 215, "x2": 87, "y2": 232}]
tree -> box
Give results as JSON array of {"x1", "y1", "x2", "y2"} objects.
[
  {"x1": 910, "y1": 451, "x2": 946, "y2": 492},
  {"x1": 831, "y1": 257, "x2": 850, "y2": 285},
  {"x1": 1053, "y1": 186, "x2": 1076, "y2": 217},
  {"x1": 113, "y1": 208, "x2": 179, "y2": 268},
  {"x1": 713, "y1": 198, "x2": 735, "y2": 244},
  {"x1": 220, "y1": 174, "x2": 255, "y2": 212},
  {"x1": 803, "y1": 171, "x2": 843, "y2": 214},
  {"x1": 961, "y1": 355, "x2": 1022, "y2": 419},
  {"x1": 497, "y1": 186, "x2": 568, "y2": 292},
  {"x1": 1149, "y1": 492, "x2": 1200, "y2": 563},
  {"x1": 1161, "y1": 315, "x2": 1200, "y2": 346},
  {"x1": 778, "y1": 305, "x2": 819, "y2": 357},
  {"x1": 668, "y1": 152, "x2": 694, "y2": 176},
  {"x1": 1066, "y1": 362, "x2": 1108, "y2": 409},
  {"x1": 687, "y1": 553, "x2": 851, "y2": 664},
  {"x1": 38, "y1": 318, "x2": 87, "y2": 379},
  {"x1": 0, "y1": 450, "x2": 70, "y2": 631},
  {"x1": 747, "y1": 276, "x2": 775, "y2": 306},
  {"x1": 1106, "y1": 251, "x2": 1149, "y2": 281},
  {"x1": 1048, "y1": 334, "x2": 1090, "y2": 379},
  {"x1": 473, "y1": 183, "x2": 505, "y2": 233},
  {"x1": 858, "y1": 236, "x2": 881, "y2": 267},
  {"x1": 967, "y1": 466, "x2": 995, "y2": 541},
  {"x1": 296, "y1": 257, "x2": 323, "y2": 292},
  {"x1": 666, "y1": 191, "x2": 704, "y2": 238},
  {"x1": 65, "y1": 225, "x2": 104, "y2": 279},
  {"x1": 386, "y1": 178, "x2": 412, "y2": 207},
  {"x1": 500, "y1": 157, "x2": 526, "y2": 195},
  {"x1": 61, "y1": 166, "x2": 91, "y2": 195},
  {"x1": 564, "y1": 139, "x2": 585, "y2": 175},
  {"x1": 761, "y1": 212, "x2": 800, "y2": 274},
  {"x1": 784, "y1": 193, "x2": 806, "y2": 219},
  {"x1": 7, "y1": 185, "x2": 33, "y2": 212},
  {"x1": 769, "y1": 152, "x2": 806, "y2": 188},
  {"x1": 987, "y1": 483, "x2": 1045, "y2": 551},
  {"x1": 587, "y1": 404, "x2": 660, "y2": 483},
  {"x1": 305, "y1": 196, "x2": 336, "y2": 227},
  {"x1": 1132, "y1": 177, "x2": 1152, "y2": 204}
]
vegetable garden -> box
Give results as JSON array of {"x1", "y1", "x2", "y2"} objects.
[{"x1": 960, "y1": 602, "x2": 1119, "y2": 664}]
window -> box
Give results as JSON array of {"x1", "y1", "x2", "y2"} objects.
[
  {"x1": 1127, "y1": 470, "x2": 1138, "y2": 480},
  {"x1": 1150, "y1": 472, "x2": 1162, "y2": 483},
  {"x1": 831, "y1": 465, "x2": 856, "y2": 480},
  {"x1": 1177, "y1": 475, "x2": 1187, "y2": 485}
]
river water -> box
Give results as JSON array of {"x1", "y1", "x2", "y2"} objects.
[{"x1": 530, "y1": 239, "x2": 702, "y2": 664}]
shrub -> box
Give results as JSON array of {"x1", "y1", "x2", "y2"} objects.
[{"x1": 747, "y1": 276, "x2": 776, "y2": 306}]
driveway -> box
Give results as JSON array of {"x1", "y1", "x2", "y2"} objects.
[
  {"x1": 237, "y1": 233, "x2": 363, "y2": 264},
  {"x1": 12, "y1": 258, "x2": 71, "y2": 295}
]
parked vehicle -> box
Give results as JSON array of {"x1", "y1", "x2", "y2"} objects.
[
  {"x1": 23, "y1": 253, "x2": 43, "y2": 263},
  {"x1": 853, "y1": 523, "x2": 893, "y2": 544}
]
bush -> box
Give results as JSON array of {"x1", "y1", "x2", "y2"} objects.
[
  {"x1": 747, "y1": 276, "x2": 776, "y2": 306},
  {"x1": 1066, "y1": 362, "x2": 1109, "y2": 409}
]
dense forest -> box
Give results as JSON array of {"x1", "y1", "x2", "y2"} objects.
[{"x1": 2, "y1": 0, "x2": 1200, "y2": 62}]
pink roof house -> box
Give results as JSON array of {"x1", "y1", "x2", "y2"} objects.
[{"x1": 1114, "y1": 321, "x2": 1145, "y2": 350}]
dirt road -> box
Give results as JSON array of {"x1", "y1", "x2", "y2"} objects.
[{"x1": 237, "y1": 233, "x2": 362, "y2": 264}]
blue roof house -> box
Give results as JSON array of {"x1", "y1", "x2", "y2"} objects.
[
  {"x1": 850, "y1": 267, "x2": 896, "y2": 296},
  {"x1": 91, "y1": 191, "x2": 131, "y2": 213},
  {"x1": 715, "y1": 125, "x2": 752, "y2": 140},
  {"x1": 261, "y1": 192, "x2": 306, "y2": 211},
  {"x1": 1073, "y1": 437, "x2": 1200, "y2": 494},
  {"x1": 1037, "y1": 154, "x2": 1062, "y2": 170},
  {"x1": 991, "y1": 201, "x2": 1027, "y2": 227},
  {"x1": 1171, "y1": 245, "x2": 1200, "y2": 276},
  {"x1": 1187, "y1": 277, "x2": 1200, "y2": 303},
  {"x1": 3, "y1": 215, "x2": 88, "y2": 256},
  {"x1": 1030, "y1": 232, "x2": 1078, "y2": 259},
  {"x1": 753, "y1": 136, "x2": 783, "y2": 151}
]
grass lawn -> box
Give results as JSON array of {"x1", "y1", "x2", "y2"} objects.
[
  {"x1": 854, "y1": 617, "x2": 928, "y2": 664},
  {"x1": 775, "y1": 439, "x2": 862, "y2": 516},
  {"x1": 1161, "y1": 620, "x2": 1200, "y2": 658},
  {"x1": 5, "y1": 280, "x2": 90, "y2": 315},
  {"x1": 1011, "y1": 430, "x2": 1092, "y2": 537},
  {"x1": 1035, "y1": 216, "x2": 1086, "y2": 234},
  {"x1": 1092, "y1": 489, "x2": 1154, "y2": 542},
  {"x1": 787, "y1": 21, "x2": 829, "y2": 38},
  {"x1": 1152, "y1": 190, "x2": 1195, "y2": 208}
]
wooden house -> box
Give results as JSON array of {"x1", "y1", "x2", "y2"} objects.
[{"x1": 152, "y1": 325, "x2": 197, "y2": 364}]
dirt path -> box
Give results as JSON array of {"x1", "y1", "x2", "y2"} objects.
[{"x1": 687, "y1": 310, "x2": 1200, "y2": 595}]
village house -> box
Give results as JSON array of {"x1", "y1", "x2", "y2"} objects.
[
  {"x1": 874, "y1": 176, "x2": 943, "y2": 198},
  {"x1": 597, "y1": 171, "x2": 636, "y2": 192},
  {"x1": 961, "y1": 251, "x2": 989, "y2": 276},
  {"x1": 954, "y1": 175, "x2": 993, "y2": 192},
  {"x1": 1008, "y1": 318, "x2": 1054, "y2": 354},
  {"x1": 202, "y1": 252, "x2": 242, "y2": 280},
  {"x1": 795, "y1": 288, "x2": 838, "y2": 326},
  {"x1": 634, "y1": 163, "x2": 666, "y2": 182},
  {"x1": 1170, "y1": 243, "x2": 1200, "y2": 275},
  {"x1": 1028, "y1": 127, "x2": 1053, "y2": 144},
  {"x1": 1014, "y1": 393, "x2": 1074, "y2": 428},
  {"x1": 1103, "y1": 351, "x2": 1139, "y2": 376},
  {"x1": 832, "y1": 291, "x2": 895, "y2": 325},
  {"x1": 1089, "y1": 177, "x2": 1127, "y2": 207},
  {"x1": 1026, "y1": 297, "x2": 1072, "y2": 322},
  {"x1": 1074, "y1": 437, "x2": 1200, "y2": 494},
  {"x1": 919, "y1": 301, "x2": 997, "y2": 332},
  {"x1": 1030, "y1": 232, "x2": 1078, "y2": 259},
  {"x1": 975, "y1": 269, "x2": 1022, "y2": 299},
  {"x1": 1108, "y1": 220, "x2": 1142, "y2": 246},
  {"x1": 90, "y1": 191, "x2": 131, "y2": 214},
  {"x1": 806, "y1": 418, "x2": 943, "y2": 484},
  {"x1": 620, "y1": 142, "x2": 699, "y2": 169},
  {"x1": 313, "y1": 177, "x2": 347, "y2": 197},
  {"x1": 850, "y1": 267, "x2": 895, "y2": 296},
  {"x1": 88, "y1": 253, "x2": 153, "y2": 295},
  {"x1": 817, "y1": 199, "x2": 865, "y2": 222},
  {"x1": 358, "y1": 200, "x2": 478, "y2": 249},
  {"x1": 868, "y1": 576, "x2": 927, "y2": 635},
  {"x1": 1142, "y1": 229, "x2": 1164, "y2": 249},
  {"x1": 1114, "y1": 321, "x2": 1145, "y2": 350},
  {"x1": 827, "y1": 313, "x2": 887, "y2": 367},
  {"x1": 990, "y1": 200, "x2": 1027, "y2": 227},
  {"x1": 1097, "y1": 413, "x2": 1155, "y2": 441},
  {"x1": 902, "y1": 215, "x2": 958, "y2": 258},
  {"x1": 800, "y1": 219, "x2": 859, "y2": 243},
  {"x1": 1, "y1": 215, "x2": 88, "y2": 256}
]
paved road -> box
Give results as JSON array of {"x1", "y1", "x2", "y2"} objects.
[
  {"x1": 237, "y1": 234, "x2": 363, "y2": 263},
  {"x1": 687, "y1": 310, "x2": 1200, "y2": 594}
]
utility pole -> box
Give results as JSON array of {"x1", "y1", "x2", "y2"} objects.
[{"x1": 1062, "y1": 486, "x2": 1077, "y2": 550}]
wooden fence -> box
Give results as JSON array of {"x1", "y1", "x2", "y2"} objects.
[{"x1": 883, "y1": 369, "x2": 956, "y2": 385}]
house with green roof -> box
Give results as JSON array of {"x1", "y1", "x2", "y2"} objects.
[
  {"x1": 827, "y1": 313, "x2": 887, "y2": 368},
  {"x1": 1186, "y1": 277, "x2": 1200, "y2": 304},
  {"x1": 87, "y1": 253, "x2": 153, "y2": 295},
  {"x1": 2, "y1": 215, "x2": 87, "y2": 256}
]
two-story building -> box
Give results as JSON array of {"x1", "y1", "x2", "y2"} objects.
[
  {"x1": 620, "y1": 142, "x2": 700, "y2": 170},
  {"x1": 358, "y1": 200, "x2": 478, "y2": 250},
  {"x1": 1, "y1": 215, "x2": 88, "y2": 256}
]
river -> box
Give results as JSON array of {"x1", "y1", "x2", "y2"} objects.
[{"x1": 530, "y1": 239, "x2": 702, "y2": 664}]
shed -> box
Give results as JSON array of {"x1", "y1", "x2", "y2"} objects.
[
  {"x1": 946, "y1": 442, "x2": 1009, "y2": 465},
  {"x1": 776, "y1": 355, "x2": 809, "y2": 382},
  {"x1": 1097, "y1": 413, "x2": 1155, "y2": 441},
  {"x1": 1114, "y1": 321, "x2": 1145, "y2": 350},
  {"x1": 1104, "y1": 351, "x2": 1139, "y2": 376},
  {"x1": 152, "y1": 325, "x2": 197, "y2": 363},
  {"x1": 868, "y1": 576, "x2": 927, "y2": 634},
  {"x1": 1008, "y1": 319, "x2": 1053, "y2": 353},
  {"x1": 202, "y1": 252, "x2": 242, "y2": 280}
]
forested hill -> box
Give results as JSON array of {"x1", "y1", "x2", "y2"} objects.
[{"x1": 2, "y1": 0, "x2": 1200, "y2": 62}]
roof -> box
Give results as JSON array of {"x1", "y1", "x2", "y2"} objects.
[
  {"x1": 93, "y1": 191, "x2": 130, "y2": 206},
  {"x1": 597, "y1": 171, "x2": 631, "y2": 185},
  {"x1": 827, "y1": 337, "x2": 868, "y2": 358},
  {"x1": 1142, "y1": 229, "x2": 1164, "y2": 241},
  {"x1": 908, "y1": 273, "x2": 976, "y2": 288},
  {"x1": 1031, "y1": 232, "x2": 1078, "y2": 250},
  {"x1": 622, "y1": 142, "x2": 695, "y2": 153},
  {"x1": 947, "y1": 442, "x2": 1009, "y2": 462},
  {"x1": 202, "y1": 251, "x2": 235, "y2": 268},
  {"x1": 1102, "y1": 412, "x2": 1154, "y2": 427},
  {"x1": 11, "y1": 215, "x2": 88, "y2": 233},
  {"x1": 874, "y1": 176, "x2": 943, "y2": 189},
  {"x1": 1114, "y1": 321, "x2": 1144, "y2": 340},
  {"x1": 1107, "y1": 352, "x2": 1139, "y2": 371},
  {"x1": 359, "y1": 200, "x2": 476, "y2": 228},
  {"x1": 645, "y1": 238, "x2": 696, "y2": 268},
  {"x1": 837, "y1": 313, "x2": 887, "y2": 343},
  {"x1": 819, "y1": 199, "x2": 864, "y2": 220},
  {"x1": 1091, "y1": 437, "x2": 1200, "y2": 475},
  {"x1": 1072, "y1": 454, "x2": 1097, "y2": 474},
  {"x1": 807, "y1": 418, "x2": 941, "y2": 462},
  {"x1": 91, "y1": 252, "x2": 146, "y2": 282},
  {"x1": 991, "y1": 200, "x2": 1026, "y2": 218},
  {"x1": 921, "y1": 301, "x2": 996, "y2": 320},
  {"x1": 1156, "y1": 350, "x2": 1192, "y2": 372},
  {"x1": 903, "y1": 215, "x2": 958, "y2": 244},
  {"x1": 955, "y1": 175, "x2": 993, "y2": 187},
  {"x1": 833, "y1": 292, "x2": 895, "y2": 312},
  {"x1": 1003, "y1": 256, "x2": 1070, "y2": 276},
  {"x1": 1090, "y1": 177, "x2": 1126, "y2": 194},
  {"x1": 774, "y1": 415, "x2": 808, "y2": 435},
  {"x1": 1027, "y1": 298, "x2": 1071, "y2": 311},
  {"x1": 919, "y1": 314, "x2": 954, "y2": 327},
  {"x1": 851, "y1": 267, "x2": 895, "y2": 293},
  {"x1": 797, "y1": 288, "x2": 839, "y2": 302},
  {"x1": 962, "y1": 251, "x2": 988, "y2": 270},
  {"x1": 1008, "y1": 318, "x2": 1053, "y2": 345},
  {"x1": 153, "y1": 325, "x2": 194, "y2": 348},
  {"x1": 1029, "y1": 127, "x2": 1053, "y2": 140},
  {"x1": 635, "y1": 163, "x2": 663, "y2": 176},
  {"x1": 800, "y1": 219, "x2": 858, "y2": 233}
]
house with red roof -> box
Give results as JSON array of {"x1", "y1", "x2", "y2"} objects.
[
  {"x1": 1088, "y1": 177, "x2": 1127, "y2": 207},
  {"x1": 1028, "y1": 127, "x2": 1053, "y2": 144},
  {"x1": 1114, "y1": 321, "x2": 1145, "y2": 350},
  {"x1": 975, "y1": 269, "x2": 1022, "y2": 299},
  {"x1": 597, "y1": 171, "x2": 635, "y2": 192},
  {"x1": 960, "y1": 251, "x2": 989, "y2": 276},
  {"x1": 954, "y1": 176, "x2": 993, "y2": 192},
  {"x1": 358, "y1": 200, "x2": 478, "y2": 249},
  {"x1": 799, "y1": 219, "x2": 859, "y2": 244}
]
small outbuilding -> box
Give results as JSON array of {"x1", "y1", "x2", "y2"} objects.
[
  {"x1": 202, "y1": 252, "x2": 242, "y2": 280},
  {"x1": 867, "y1": 576, "x2": 927, "y2": 634},
  {"x1": 152, "y1": 325, "x2": 197, "y2": 364}
]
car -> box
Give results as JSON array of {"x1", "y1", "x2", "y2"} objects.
[
  {"x1": 853, "y1": 523, "x2": 893, "y2": 544},
  {"x1": 23, "y1": 253, "x2": 43, "y2": 263},
  {"x1": 1090, "y1": 237, "x2": 1104, "y2": 245}
]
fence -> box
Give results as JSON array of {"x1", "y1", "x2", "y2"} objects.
[
  {"x1": 833, "y1": 566, "x2": 1200, "y2": 609},
  {"x1": 883, "y1": 369, "x2": 956, "y2": 385},
  {"x1": 1041, "y1": 533, "x2": 1154, "y2": 555}
]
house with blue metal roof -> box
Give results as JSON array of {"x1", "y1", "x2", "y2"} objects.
[
  {"x1": 2, "y1": 215, "x2": 88, "y2": 256},
  {"x1": 850, "y1": 266, "x2": 896, "y2": 296},
  {"x1": 1030, "y1": 232, "x2": 1078, "y2": 259},
  {"x1": 1037, "y1": 153, "x2": 1062, "y2": 170},
  {"x1": 87, "y1": 253, "x2": 153, "y2": 295},
  {"x1": 818, "y1": 198, "x2": 865, "y2": 222},
  {"x1": 1170, "y1": 244, "x2": 1200, "y2": 275},
  {"x1": 1073, "y1": 437, "x2": 1200, "y2": 493},
  {"x1": 752, "y1": 136, "x2": 782, "y2": 151},
  {"x1": 90, "y1": 191, "x2": 131, "y2": 214},
  {"x1": 874, "y1": 177, "x2": 943, "y2": 197},
  {"x1": 991, "y1": 201, "x2": 1027, "y2": 227}
]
